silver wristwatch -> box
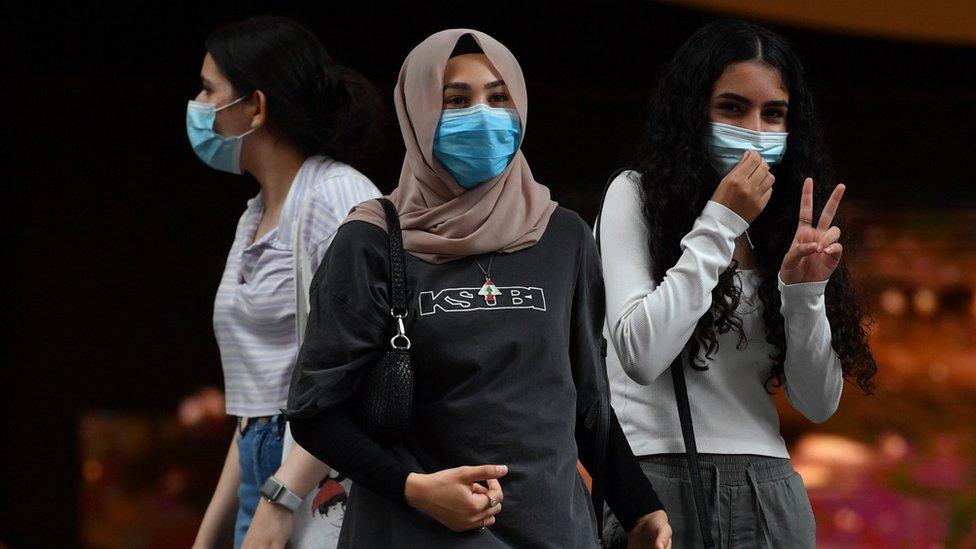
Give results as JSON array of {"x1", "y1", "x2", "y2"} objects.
[{"x1": 259, "y1": 476, "x2": 302, "y2": 512}]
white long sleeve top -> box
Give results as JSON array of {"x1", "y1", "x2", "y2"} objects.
[{"x1": 597, "y1": 171, "x2": 843, "y2": 458}]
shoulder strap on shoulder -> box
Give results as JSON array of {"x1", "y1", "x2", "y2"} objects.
[
  {"x1": 594, "y1": 167, "x2": 631, "y2": 256},
  {"x1": 294, "y1": 158, "x2": 335, "y2": 345},
  {"x1": 377, "y1": 198, "x2": 407, "y2": 317}
]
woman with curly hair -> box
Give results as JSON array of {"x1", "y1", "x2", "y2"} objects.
[{"x1": 597, "y1": 20, "x2": 877, "y2": 548}]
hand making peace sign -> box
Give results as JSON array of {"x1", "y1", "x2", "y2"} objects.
[{"x1": 779, "y1": 178, "x2": 846, "y2": 285}]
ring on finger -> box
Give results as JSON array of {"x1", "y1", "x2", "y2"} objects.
[
  {"x1": 799, "y1": 217, "x2": 813, "y2": 225},
  {"x1": 488, "y1": 497, "x2": 498, "y2": 508},
  {"x1": 481, "y1": 519, "x2": 488, "y2": 530}
]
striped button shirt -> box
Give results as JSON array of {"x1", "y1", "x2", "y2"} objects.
[{"x1": 214, "y1": 155, "x2": 381, "y2": 417}]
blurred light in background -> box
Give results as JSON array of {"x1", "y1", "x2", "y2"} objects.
[
  {"x1": 914, "y1": 288, "x2": 938, "y2": 317},
  {"x1": 658, "y1": 0, "x2": 976, "y2": 45},
  {"x1": 177, "y1": 387, "x2": 225, "y2": 427},
  {"x1": 80, "y1": 388, "x2": 234, "y2": 548},
  {"x1": 879, "y1": 288, "x2": 907, "y2": 316}
]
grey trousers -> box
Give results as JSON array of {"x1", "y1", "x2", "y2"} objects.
[{"x1": 604, "y1": 454, "x2": 815, "y2": 549}]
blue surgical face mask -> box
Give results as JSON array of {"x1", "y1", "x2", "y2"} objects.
[
  {"x1": 186, "y1": 96, "x2": 256, "y2": 174},
  {"x1": 432, "y1": 104, "x2": 521, "y2": 189},
  {"x1": 707, "y1": 121, "x2": 788, "y2": 177}
]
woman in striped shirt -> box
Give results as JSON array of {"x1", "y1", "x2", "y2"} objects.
[{"x1": 188, "y1": 16, "x2": 383, "y2": 549}]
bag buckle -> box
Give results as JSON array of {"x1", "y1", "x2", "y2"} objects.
[{"x1": 390, "y1": 309, "x2": 411, "y2": 350}]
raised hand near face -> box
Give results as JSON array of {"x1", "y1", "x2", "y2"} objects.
[
  {"x1": 710, "y1": 150, "x2": 776, "y2": 224},
  {"x1": 779, "y1": 178, "x2": 846, "y2": 285}
]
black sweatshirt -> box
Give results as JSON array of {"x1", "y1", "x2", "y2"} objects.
[{"x1": 285, "y1": 208, "x2": 662, "y2": 547}]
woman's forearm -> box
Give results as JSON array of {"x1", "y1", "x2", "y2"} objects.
[
  {"x1": 273, "y1": 439, "x2": 332, "y2": 498},
  {"x1": 193, "y1": 433, "x2": 241, "y2": 548}
]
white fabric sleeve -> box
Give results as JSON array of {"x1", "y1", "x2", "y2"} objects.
[
  {"x1": 778, "y1": 275, "x2": 844, "y2": 423},
  {"x1": 306, "y1": 173, "x2": 383, "y2": 275},
  {"x1": 598, "y1": 172, "x2": 749, "y2": 385}
]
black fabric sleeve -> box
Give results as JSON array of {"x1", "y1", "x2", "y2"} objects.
[
  {"x1": 284, "y1": 221, "x2": 391, "y2": 418},
  {"x1": 576, "y1": 410, "x2": 665, "y2": 529},
  {"x1": 568, "y1": 216, "x2": 665, "y2": 531},
  {"x1": 290, "y1": 404, "x2": 415, "y2": 505},
  {"x1": 284, "y1": 221, "x2": 417, "y2": 504}
]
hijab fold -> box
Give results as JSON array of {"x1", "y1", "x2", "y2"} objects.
[{"x1": 343, "y1": 29, "x2": 557, "y2": 264}]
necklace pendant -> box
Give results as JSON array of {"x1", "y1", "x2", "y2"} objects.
[{"x1": 478, "y1": 277, "x2": 502, "y2": 305}]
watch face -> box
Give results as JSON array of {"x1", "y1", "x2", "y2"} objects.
[{"x1": 261, "y1": 477, "x2": 284, "y2": 501}]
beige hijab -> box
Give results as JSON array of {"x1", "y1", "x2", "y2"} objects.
[{"x1": 344, "y1": 29, "x2": 557, "y2": 264}]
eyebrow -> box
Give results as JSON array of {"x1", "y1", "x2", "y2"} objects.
[
  {"x1": 443, "y1": 80, "x2": 507, "y2": 91},
  {"x1": 715, "y1": 92, "x2": 789, "y2": 108}
]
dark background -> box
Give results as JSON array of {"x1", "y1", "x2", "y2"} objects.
[{"x1": 6, "y1": 1, "x2": 975, "y2": 545}]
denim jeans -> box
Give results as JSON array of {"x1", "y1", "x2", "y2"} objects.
[{"x1": 234, "y1": 414, "x2": 285, "y2": 549}]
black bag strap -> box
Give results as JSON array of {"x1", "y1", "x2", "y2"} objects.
[
  {"x1": 595, "y1": 170, "x2": 715, "y2": 549},
  {"x1": 669, "y1": 356, "x2": 715, "y2": 548},
  {"x1": 377, "y1": 198, "x2": 408, "y2": 319}
]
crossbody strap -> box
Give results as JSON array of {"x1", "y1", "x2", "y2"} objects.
[
  {"x1": 595, "y1": 169, "x2": 715, "y2": 548},
  {"x1": 670, "y1": 355, "x2": 715, "y2": 548}
]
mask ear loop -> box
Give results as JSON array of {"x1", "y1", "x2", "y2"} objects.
[
  {"x1": 214, "y1": 95, "x2": 247, "y2": 112},
  {"x1": 744, "y1": 230, "x2": 756, "y2": 250},
  {"x1": 216, "y1": 95, "x2": 260, "y2": 139}
]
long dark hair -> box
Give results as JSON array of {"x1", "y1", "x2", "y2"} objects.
[
  {"x1": 632, "y1": 19, "x2": 877, "y2": 393},
  {"x1": 205, "y1": 15, "x2": 382, "y2": 163}
]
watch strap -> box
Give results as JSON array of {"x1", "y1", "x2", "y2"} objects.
[{"x1": 260, "y1": 476, "x2": 302, "y2": 512}]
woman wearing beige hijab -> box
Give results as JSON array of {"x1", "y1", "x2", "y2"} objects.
[{"x1": 284, "y1": 30, "x2": 671, "y2": 548}]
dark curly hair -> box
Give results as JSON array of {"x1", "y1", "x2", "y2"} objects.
[{"x1": 632, "y1": 19, "x2": 876, "y2": 393}]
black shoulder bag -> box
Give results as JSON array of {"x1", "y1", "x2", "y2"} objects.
[
  {"x1": 595, "y1": 170, "x2": 716, "y2": 549},
  {"x1": 356, "y1": 198, "x2": 415, "y2": 446}
]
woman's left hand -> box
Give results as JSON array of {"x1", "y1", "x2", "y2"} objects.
[
  {"x1": 627, "y1": 510, "x2": 672, "y2": 549},
  {"x1": 779, "y1": 178, "x2": 846, "y2": 285},
  {"x1": 241, "y1": 498, "x2": 294, "y2": 549}
]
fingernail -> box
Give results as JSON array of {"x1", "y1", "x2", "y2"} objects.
[
  {"x1": 497, "y1": 465, "x2": 508, "y2": 475},
  {"x1": 817, "y1": 245, "x2": 823, "y2": 252}
]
